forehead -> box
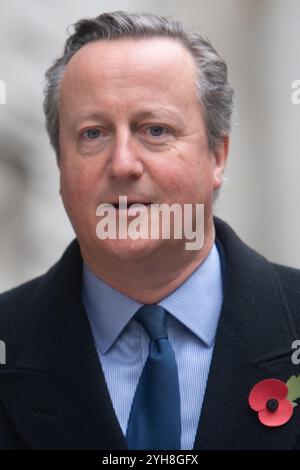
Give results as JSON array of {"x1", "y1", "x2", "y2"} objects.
[{"x1": 60, "y1": 37, "x2": 199, "y2": 110}]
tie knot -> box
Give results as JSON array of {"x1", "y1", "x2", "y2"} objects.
[{"x1": 134, "y1": 305, "x2": 168, "y2": 341}]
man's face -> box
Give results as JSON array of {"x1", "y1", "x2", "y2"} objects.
[{"x1": 58, "y1": 37, "x2": 227, "y2": 262}]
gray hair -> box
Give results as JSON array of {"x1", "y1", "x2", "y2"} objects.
[{"x1": 43, "y1": 10, "x2": 234, "y2": 159}]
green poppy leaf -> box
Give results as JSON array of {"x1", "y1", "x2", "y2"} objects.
[{"x1": 287, "y1": 375, "x2": 300, "y2": 405}]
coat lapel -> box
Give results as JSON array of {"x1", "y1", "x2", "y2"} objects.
[
  {"x1": 0, "y1": 240, "x2": 129, "y2": 449},
  {"x1": 193, "y1": 218, "x2": 300, "y2": 449}
]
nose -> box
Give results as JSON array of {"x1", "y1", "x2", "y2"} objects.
[{"x1": 107, "y1": 130, "x2": 144, "y2": 181}]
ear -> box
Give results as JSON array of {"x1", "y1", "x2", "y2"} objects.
[{"x1": 212, "y1": 135, "x2": 229, "y2": 190}]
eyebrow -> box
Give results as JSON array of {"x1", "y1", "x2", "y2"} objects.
[
  {"x1": 134, "y1": 109, "x2": 184, "y2": 123},
  {"x1": 71, "y1": 112, "x2": 106, "y2": 126}
]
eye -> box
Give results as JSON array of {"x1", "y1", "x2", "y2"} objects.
[
  {"x1": 83, "y1": 128, "x2": 101, "y2": 139},
  {"x1": 146, "y1": 126, "x2": 169, "y2": 137}
]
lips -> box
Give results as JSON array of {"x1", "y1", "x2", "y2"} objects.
[{"x1": 112, "y1": 202, "x2": 151, "y2": 208}]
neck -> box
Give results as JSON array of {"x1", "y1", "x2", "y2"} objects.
[{"x1": 81, "y1": 221, "x2": 215, "y2": 304}]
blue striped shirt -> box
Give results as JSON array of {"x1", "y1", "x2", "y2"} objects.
[{"x1": 82, "y1": 243, "x2": 223, "y2": 450}]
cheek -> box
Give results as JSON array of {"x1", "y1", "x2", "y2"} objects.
[
  {"x1": 60, "y1": 162, "x2": 97, "y2": 207},
  {"x1": 59, "y1": 133, "x2": 101, "y2": 198},
  {"x1": 158, "y1": 159, "x2": 213, "y2": 202}
]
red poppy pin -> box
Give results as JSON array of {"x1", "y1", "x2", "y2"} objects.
[{"x1": 249, "y1": 375, "x2": 300, "y2": 427}]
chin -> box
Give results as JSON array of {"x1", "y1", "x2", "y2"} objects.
[{"x1": 98, "y1": 237, "x2": 162, "y2": 261}]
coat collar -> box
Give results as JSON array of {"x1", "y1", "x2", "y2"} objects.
[
  {"x1": 0, "y1": 217, "x2": 299, "y2": 449},
  {"x1": 0, "y1": 240, "x2": 128, "y2": 449},
  {"x1": 193, "y1": 217, "x2": 300, "y2": 449}
]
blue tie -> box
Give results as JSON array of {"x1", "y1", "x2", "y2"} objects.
[{"x1": 126, "y1": 305, "x2": 181, "y2": 450}]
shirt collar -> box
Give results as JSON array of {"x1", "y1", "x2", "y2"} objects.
[{"x1": 82, "y1": 243, "x2": 223, "y2": 354}]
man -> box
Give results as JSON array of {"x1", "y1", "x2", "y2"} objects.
[{"x1": 0, "y1": 11, "x2": 300, "y2": 450}]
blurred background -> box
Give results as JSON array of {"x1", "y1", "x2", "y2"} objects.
[{"x1": 0, "y1": 0, "x2": 300, "y2": 292}]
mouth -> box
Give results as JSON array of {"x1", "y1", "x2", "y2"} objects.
[{"x1": 112, "y1": 202, "x2": 152, "y2": 209}]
